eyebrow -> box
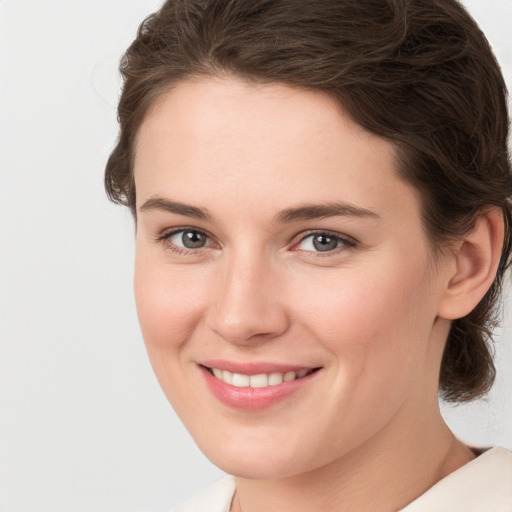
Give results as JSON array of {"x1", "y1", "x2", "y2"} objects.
[
  {"x1": 140, "y1": 197, "x2": 211, "y2": 220},
  {"x1": 139, "y1": 196, "x2": 379, "y2": 223},
  {"x1": 275, "y1": 202, "x2": 379, "y2": 224}
]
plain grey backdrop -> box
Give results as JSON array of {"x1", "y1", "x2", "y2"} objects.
[{"x1": 0, "y1": 1, "x2": 510, "y2": 510}]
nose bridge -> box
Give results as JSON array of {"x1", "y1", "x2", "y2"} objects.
[{"x1": 207, "y1": 246, "x2": 288, "y2": 344}]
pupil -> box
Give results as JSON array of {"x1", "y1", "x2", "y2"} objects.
[
  {"x1": 312, "y1": 234, "x2": 338, "y2": 252},
  {"x1": 182, "y1": 231, "x2": 206, "y2": 249}
]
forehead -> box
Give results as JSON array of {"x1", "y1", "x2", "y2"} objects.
[{"x1": 134, "y1": 76, "x2": 419, "y2": 222}]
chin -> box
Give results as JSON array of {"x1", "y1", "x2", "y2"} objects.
[
  {"x1": 208, "y1": 453, "x2": 305, "y2": 480},
  {"x1": 193, "y1": 432, "x2": 331, "y2": 480}
]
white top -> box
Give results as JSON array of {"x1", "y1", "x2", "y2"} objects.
[{"x1": 171, "y1": 447, "x2": 512, "y2": 512}]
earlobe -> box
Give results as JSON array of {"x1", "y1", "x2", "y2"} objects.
[{"x1": 438, "y1": 208, "x2": 504, "y2": 320}]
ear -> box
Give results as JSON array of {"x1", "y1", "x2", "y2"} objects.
[{"x1": 437, "y1": 208, "x2": 504, "y2": 320}]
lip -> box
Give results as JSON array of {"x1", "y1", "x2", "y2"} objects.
[
  {"x1": 199, "y1": 361, "x2": 322, "y2": 411},
  {"x1": 201, "y1": 359, "x2": 314, "y2": 375}
]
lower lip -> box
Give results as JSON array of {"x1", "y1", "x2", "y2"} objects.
[{"x1": 200, "y1": 366, "x2": 319, "y2": 411}]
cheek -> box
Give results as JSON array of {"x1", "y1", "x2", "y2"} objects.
[
  {"x1": 133, "y1": 251, "x2": 209, "y2": 356},
  {"x1": 295, "y1": 262, "x2": 436, "y2": 387},
  {"x1": 295, "y1": 267, "x2": 437, "y2": 447},
  {"x1": 299, "y1": 268, "x2": 428, "y2": 335},
  {"x1": 133, "y1": 252, "x2": 215, "y2": 416}
]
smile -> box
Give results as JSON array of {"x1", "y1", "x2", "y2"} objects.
[
  {"x1": 200, "y1": 363, "x2": 322, "y2": 410},
  {"x1": 207, "y1": 367, "x2": 317, "y2": 388}
]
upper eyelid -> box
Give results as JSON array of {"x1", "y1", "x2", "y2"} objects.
[
  {"x1": 292, "y1": 229, "x2": 357, "y2": 245},
  {"x1": 154, "y1": 227, "x2": 214, "y2": 251},
  {"x1": 158, "y1": 226, "x2": 213, "y2": 241}
]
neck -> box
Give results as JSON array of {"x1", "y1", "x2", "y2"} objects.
[{"x1": 231, "y1": 401, "x2": 474, "y2": 512}]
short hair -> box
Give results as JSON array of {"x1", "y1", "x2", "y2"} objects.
[{"x1": 105, "y1": 0, "x2": 512, "y2": 402}]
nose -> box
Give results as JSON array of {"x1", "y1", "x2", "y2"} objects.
[{"x1": 205, "y1": 252, "x2": 290, "y2": 345}]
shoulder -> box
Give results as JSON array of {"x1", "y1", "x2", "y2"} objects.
[
  {"x1": 400, "y1": 447, "x2": 512, "y2": 512},
  {"x1": 171, "y1": 476, "x2": 236, "y2": 512}
]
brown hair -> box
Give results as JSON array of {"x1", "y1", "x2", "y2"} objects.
[{"x1": 105, "y1": 0, "x2": 512, "y2": 402}]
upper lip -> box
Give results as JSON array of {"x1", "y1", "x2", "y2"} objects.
[{"x1": 200, "y1": 360, "x2": 321, "y2": 375}]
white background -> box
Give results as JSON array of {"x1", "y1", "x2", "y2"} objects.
[{"x1": 0, "y1": 1, "x2": 510, "y2": 510}]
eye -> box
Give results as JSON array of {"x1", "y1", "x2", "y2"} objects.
[
  {"x1": 294, "y1": 232, "x2": 355, "y2": 253},
  {"x1": 163, "y1": 229, "x2": 212, "y2": 250}
]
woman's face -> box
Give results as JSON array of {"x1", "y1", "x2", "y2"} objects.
[{"x1": 133, "y1": 77, "x2": 453, "y2": 479}]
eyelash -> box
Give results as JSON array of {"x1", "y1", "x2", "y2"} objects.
[
  {"x1": 156, "y1": 227, "x2": 215, "y2": 256},
  {"x1": 291, "y1": 230, "x2": 357, "y2": 256},
  {"x1": 156, "y1": 228, "x2": 357, "y2": 257}
]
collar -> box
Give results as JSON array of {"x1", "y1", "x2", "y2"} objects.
[{"x1": 400, "y1": 447, "x2": 512, "y2": 512}]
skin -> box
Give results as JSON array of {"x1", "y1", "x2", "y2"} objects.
[{"x1": 133, "y1": 76, "x2": 494, "y2": 512}]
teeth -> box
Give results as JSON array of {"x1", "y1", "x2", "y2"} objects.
[
  {"x1": 249, "y1": 373, "x2": 269, "y2": 388},
  {"x1": 232, "y1": 373, "x2": 250, "y2": 387},
  {"x1": 209, "y1": 368, "x2": 313, "y2": 388},
  {"x1": 283, "y1": 371, "x2": 296, "y2": 382},
  {"x1": 268, "y1": 372, "x2": 284, "y2": 386}
]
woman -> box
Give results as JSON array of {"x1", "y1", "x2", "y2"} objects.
[{"x1": 105, "y1": 0, "x2": 512, "y2": 510}]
